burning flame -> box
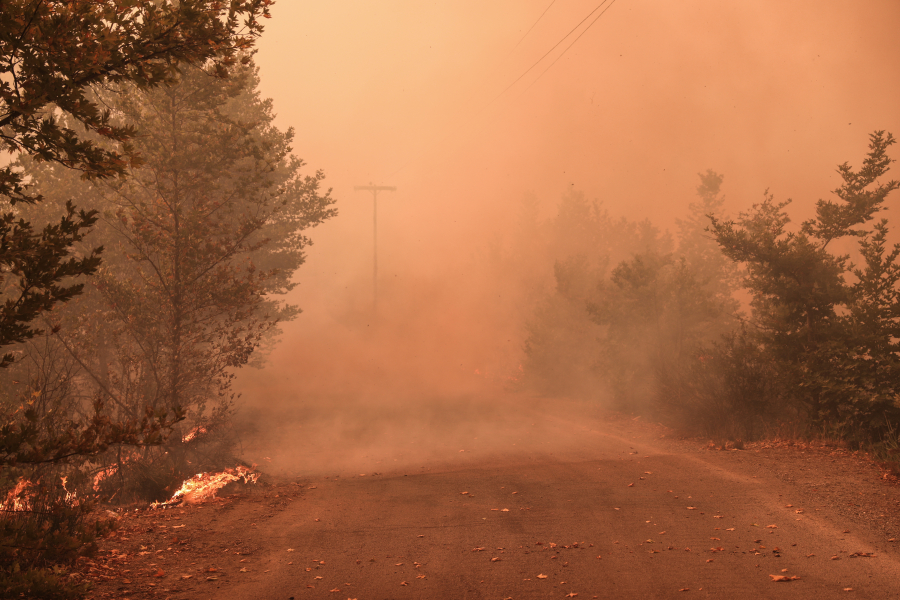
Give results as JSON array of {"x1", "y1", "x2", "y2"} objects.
[
  {"x1": 60, "y1": 476, "x2": 78, "y2": 506},
  {"x1": 92, "y1": 465, "x2": 118, "y2": 491},
  {"x1": 182, "y1": 425, "x2": 208, "y2": 443},
  {"x1": 153, "y1": 465, "x2": 259, "y2": 507},
  {"x1": 0, "y1": 479, "x2": 34, "y2": 512},
  {"x1": 1, "y1": 476, "x2": 80, "y2": 512}
]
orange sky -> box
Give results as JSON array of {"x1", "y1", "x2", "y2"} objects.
[{"x1": 237, "y1": 0, "x2": 900, "y2": 399}]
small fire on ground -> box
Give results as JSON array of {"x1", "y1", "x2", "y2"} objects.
[
  {"x1": 152, "y1": 466, "x2": 259, "y2": 508},
  {"x1": 1, "y1": 476, "x2": 79, "y2": 512}
]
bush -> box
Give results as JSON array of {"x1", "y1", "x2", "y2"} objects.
[{"x1": 0, "y1": 473, "x2": 111, "y2": 599}]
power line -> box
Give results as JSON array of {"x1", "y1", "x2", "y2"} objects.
[
  {"x1": 510, "y1": 0, "x2": 557, "y2": 51},
  {"x1": 492, "y1": 1, "x2": 612, "y2": 103},
  {"x1": 520, "y1": 0, "x2": 618, "y2": 96},
  {"x1": 387, "y1": 1, "x2": 619, "y2": 179}
]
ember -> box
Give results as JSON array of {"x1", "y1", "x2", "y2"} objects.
[{"x1": 153, "y1": 466, "x2": 259, "y2": 507}]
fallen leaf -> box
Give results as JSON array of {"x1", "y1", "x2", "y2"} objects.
[
  {"x1": 416, "y1": 575, "x2": 426, "y2": 579},
  {"x1": 206, "y1": 576, "x2": 218, "y2": 581},
  {"x1": 329, "y1": 588, "x2": 341, "y2": 592},
  {"x1": 769, "y1": 575, "x2": 800, "y2": 582},
  {"x1": 287, "y1": 548, "x2": 295, "y2": 552},
  {"x1": 766, "y1": 525, "x2": 777, "y2": 529},
  {"x1": 180, "y1": 575, "x2": 192, "y2": 580},
  {"x1": 239, "y1": 568, "x2": 248, "y2": 573},
  {"x1": 831, "y1": 555, "x2": 840, "y2": 560},
  {"x1": 399, "y1": 582, "x2": 408, "y2": 586},
  {"x1": 628, "y1": 483, "x2": 634, "y2": 487},
  {"x1": 491, "y1": 557, "x2": 501, "y2": 562},
  {"x1": 679, "y1": 589, "x2": 690, "y2": 592},
  {"x1": 501, "y1": 508, "x2": 510, "y2": 512},
  {"x1": 565, "y1": 594, "x2": 578, "y2": 598},
  {"x1": 844, "y1": 588, "x2": 854, "y2": 591},
  {"x1": 472, "y1": 548, "x2": 485, "y2": 552},
  {"x1": 315, "y1": 576, "x2": 323, "y2": 580},
  {"x1": 687, "y1": 507, "x2": 696, "y2": 510},
  {"x1": 726, "y1": 528, "x2": 735, "y2": 531},
  {"x1": 537, "y1": 574, "x2": 548, "y2": 579}
]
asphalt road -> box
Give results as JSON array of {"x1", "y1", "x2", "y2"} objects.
[{"x1": 218, "y1": 402, "x2": 900, "y2": 600}]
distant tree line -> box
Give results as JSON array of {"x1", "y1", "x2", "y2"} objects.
[{"x1": 515, "y1": 133, "x2": 899, "y2": 451}]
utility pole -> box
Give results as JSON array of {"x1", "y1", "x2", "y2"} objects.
[{"x1": 353, "y1": 183, "x2": 396, "y2": 314}]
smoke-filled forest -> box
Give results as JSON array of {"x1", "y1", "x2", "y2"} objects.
[{"x1": 2, "y1": 1, "x2": 900, "y2": 599}]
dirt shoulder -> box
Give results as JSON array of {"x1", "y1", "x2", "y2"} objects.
[
  {"x1": 604, "y1": 414, "x2": 900, "y2": 548},
  {"x1": 78, "y1": 479, "x2": 301, "y2": 600}
]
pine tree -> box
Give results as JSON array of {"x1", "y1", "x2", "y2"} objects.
[
  {"x1": 0, "y1": 0, "x2": 272, "y2": 368},
  {"x1": 20, "y1": 59, "x2": 335, "y2": 496},
  {"x1": 710, "y1": 132, "x2": 899, "y2": 434}
]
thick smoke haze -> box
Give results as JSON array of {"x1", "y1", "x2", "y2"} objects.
[{"x1": 234, "y1": 1, "x2": 900, "y2": 474}]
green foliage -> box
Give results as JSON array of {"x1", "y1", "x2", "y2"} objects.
[
  {"x1": 1, "y1": 0, "x2": 272, "y2": 202},
  {"x1": 0, "y1": 3, "x2": 278, "y2": 593},
  {"x1": 659, "y1": 327, "x2": 791, "y2": 440},
  {"x1": 520, "y1": 190, "x2": 675, "y2": 397},
  {"x1": 13, "y1": 58, "x2": 335, "y2": 501},
  {"x1": 0, "y1": 0, "x2": 274, "y2": 357},
  {"x1": 0, "y1": 203, "x2": 101, "y2": 368},
  {"x1": 709, "y1": 131, "x2": 900, "y2": 436},
  {"x1": 589, "y1": 250, "x2": 735, "y2": 414},
  {"x1": 521, "y1": 174, "x2": 737, "y2": 416}
]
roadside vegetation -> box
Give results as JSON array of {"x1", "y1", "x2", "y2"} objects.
[
  {"x1": 0, "y1": 2, "x2": 334, "y2": 598},
  {"x1": 515, "y1": 133, "x2": 900, "y2": 470}
]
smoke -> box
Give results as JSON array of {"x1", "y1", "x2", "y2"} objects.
[{"x1": 231, "y1": 0, "x2": 900, "y2": 474}]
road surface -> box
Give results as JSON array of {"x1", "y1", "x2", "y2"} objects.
[{"x1": 87, "y1": 397, "x2": 900, "y2": 599}]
